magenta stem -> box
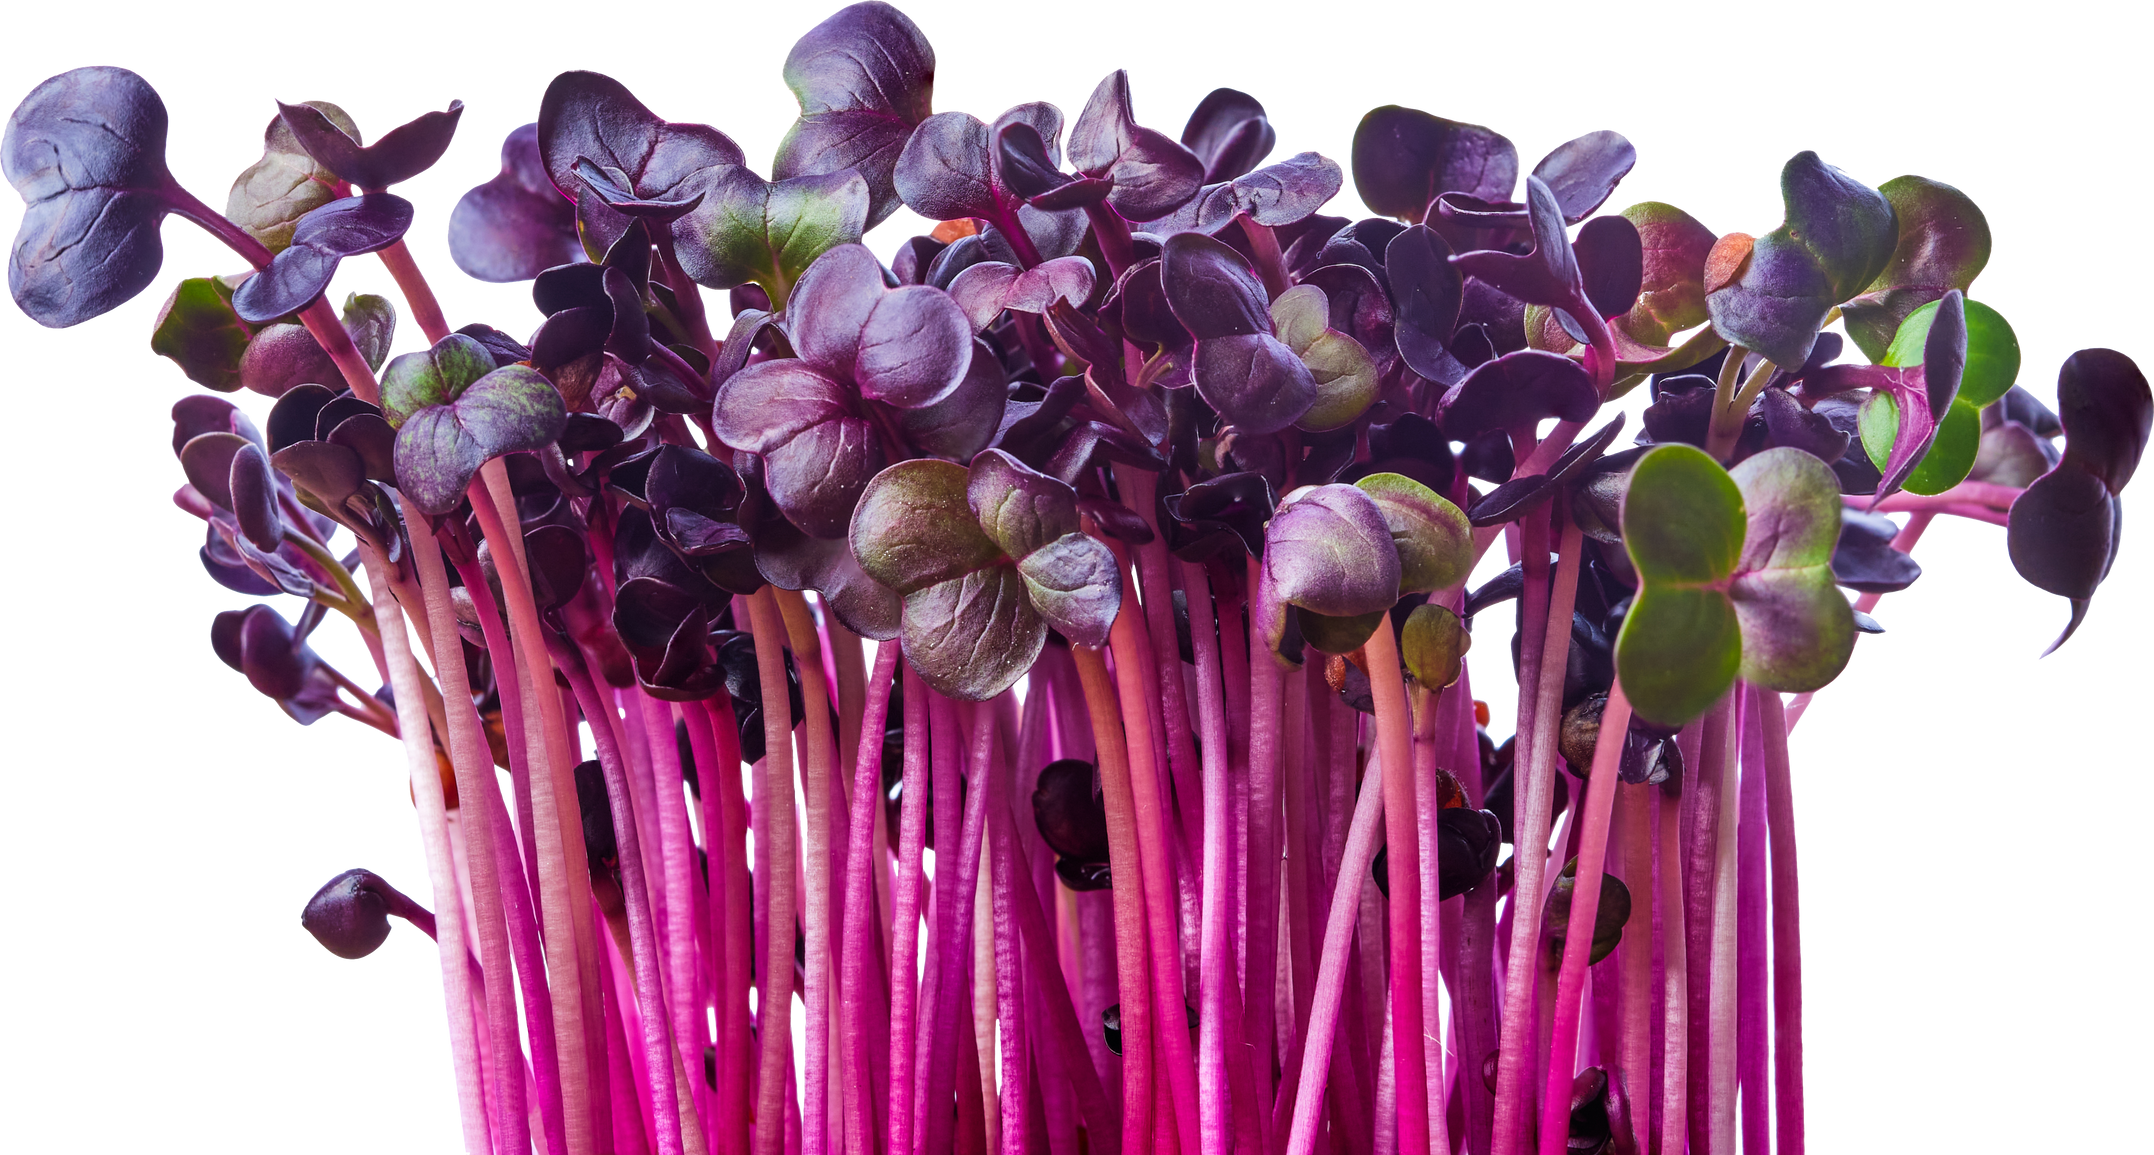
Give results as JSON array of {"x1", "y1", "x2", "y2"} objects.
[
  {"x1": 888, "y1": 663, "x2": 931, "y2": 1155},
  {"x1": 840, "y1": 643, "x2": 901, "y2": 1153},
  {"x1": 1757, "y1": 687, "x2": 1806, "y2": 1155},
  {"x1": 1536, "y1": 681, "x2": 1634, "y2": 1155},
  {"x1": 1184, "y1": 557, "x2": 1237, "y2": 1155},
  {"x1": 1737, "y1": 691, "x2": 1771, "y2": 1155},
  {"x1": 743, "y1": 589, "x2": 798, "y2": 1155}
]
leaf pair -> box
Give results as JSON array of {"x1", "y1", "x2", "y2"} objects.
[
  {"x1": 1264, "y1": 475, "x2": 1470, "y2": 656},
  {"x1": 384, "y1": 334, "x2": 569, "y2": 515},
  {"x1": 711, "y1": 244, "x2": 982, "y2": 537},
  {"x1": 1705, "y1": 152, "x2": 1898, "y2": 370},
  {"x1": 1853, "y1": 293, "x2": 2020, "y2": 496},
  {"x1": 850, "y1": 451, "x2": 1123, "y2": 699},
  {"x1": 1615, "y1": 444, "x2": 1854, "y2": 726}
]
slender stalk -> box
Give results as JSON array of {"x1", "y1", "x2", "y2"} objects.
[
  {"x1": 1758, "y1": 687, "x2": 1806, "y2": 1155},
  {"x1": 1184, "y1": 557, "x2": 1236, "y2": 1155},
  {"x1": 1657, "y1": 780, "x2": 1689, "y2": 1155},
  {"x1": 1071, "y1": 643, "x2": 1158, "y2": 1155},
  {"x1": 376, "y1": 238, "x2": 452, "y2": 343},
  {"x1": 1411, "y1": 684, "x2": 1449, "y2": 1155},
  {"x1": 774, "y1": 590, "x2": 840, "y2": 1155},
  {"x1": 991, "y1": 767, "x2": 1031, "y2": 1154},
  {"x1": 841, "y1": 643, "x2": 902, "y2": 1154},
  {"x1": 473, "y1": 459, "x2": 598, "y2": 1155},
  {"x1": 1105, "y1": 558, "x2": 1202, "y2": 1155},
  {"x1": 557, "y1": 647, "x2": 688, "y2": 1155},
  {"x1": 742, "y1": 589, "x2": 800, "y2": 1155},
  {"x1": 1238, "y1": 215, "x2": 1291, "y2": 299},
  {"x1": 357, "y1": 542, "x2": 490, "y2": 1155},
  {"x1": 693, "y1": 696, "x2": 755, "y2": 1152},
  {"x1": 630, "y1": 691, "x2": 714, "y2": 1155},
  {"x1": 409, "y1": 522, "x2": 530, "y2": 1155},
  {"x1": 1363, "y1": 618, "x2": 1432, "y2": 1155},
  {"x1": 1616, "y1": 782, "x2": 1654, "y2": 1155},
  {"x1": 888, "y1": 663, "x2": 931, "y2": 1155},
  {"x1": 1536, "y1": 682, "x2": 1634, "y2": 1155},
  {"x1": 1706, "y1": 695, "x2": 1742, "y2": 1155},
  {"x1": 1683, "y1": 696, "x2": 1734, "y2": 1155},
  {"x1": 1737, "y1": 694, "x2": 1770, "y2": 1155},
  {"x1": 1281, "y1": 752, "x2": 1387, "y2": 1155},
  {"x1": 1242, "y1": 558, "x2": 1286, "y2": 1151},
  {"x1": 1492, "y1": 511, "x2": 1586, "y2": 1154}
]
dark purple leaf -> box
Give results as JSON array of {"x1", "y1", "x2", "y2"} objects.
[
  {"x1": 1182, "y1": 88, "x2": 1274, "y2": 183},
  {"x1": 232, "y1": 194, "x2": 412, "y2": 323},
  {"x1": 947, "y1": 256, "x2": 1095, "y2": 330},
  {"x1": 5, "y1": 67, "x2": 175, "y2": 327},
  {"x1": 450, "y1": 124, "x2": 584, "y2": 283},
  {"x1": 1831, "y1": 510, "x2": 1920, "y2": 593},
  {"x1": 1032, "y1": 758, "x2": 1110, "y2": 863},
  {"x1": 1301, "y1": 261, "x2": 1399, "y2": 374},
  {"x1": 538, "y1": 71, "x2": 746, "y2": 252},
  {"x1": 1067, "y1": 71, "x2": 1205, "y2": 221},
  {"x1": 1161, "y1": 232, "x2": 1268, "y2": 338},
  {"x1": 1759, "y1": 386, "x2": 1850, "y2": 462},
  {"x1": 1163, "y1": 471, "x2": 1275, "y2": 561},
  {"x1": 1450, "y1": 176, "x2": 1583, "y2": 312},
  {"x1": 789, "y1": 243, "x2": 972, "y2": 408},
  {"x1": 1438, "y1": 349, "x2": 1598, "y2": 440},
  {"x1": 277, "y1": 99, "x2": 462, "y2": 190},
  {"x1": 894, "y1": 338, "x2": 1006, "y2": 459},
  {"x1": 1574, "y1": 215, "x2": 1643, "y2": 320},
  {"x1": 2055, "y1": 347, "x2": 2153, "y2": 494},
  {"x1": 1350, "y1": 105, "x2": 1516, "y2": 222},
  {"x1": 229, "y1": 441, "x2": 284, "y2": 550},
  {"x1": 1531, "y1": 131, "x2": 1635, "y2": 223},
  {"x1": 773, "y1": 1, "x2": 936, "y2": 229},
  {"x1": 173, "y1": 393, "x2": 264, "y2": 456},
  {"x1": 572, "y1": 156, "x2": 704, "y2": 221},
  {"x1": 1385, "y1": 225, "x2": 1463, "y2": 382}
]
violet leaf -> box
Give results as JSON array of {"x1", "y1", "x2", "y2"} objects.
[
  {"x1": 1574, "y1": 215, "x2": 1644, "y2": 320},
  {"x1": 537, "y1": 70, "x2": 746, "y2": 254},
  {"x1": 773, "y1": 1, "x2": 936, "y2": 229},
  {"x1": 1350, "y1": 105, "x2": 1516, "y2": 222},
  {"x1": 277, "y1": 99, "x2": 462, "y2": 191},
  {"x1": 381, "y1": 333, "x2": 497, "y2": 428},
  {"x1": 1437, "y1": 349, "x2": 1598, "y2": 441},
  {"x1": 947, "y1": 256, "x2": 1095, "y2": 331},
  {"x1": 1264, "y1": 483, "x2": 1400, "y2": 619},
  {"x1": 1706, "y1": 153, "x2": 1896, "y2": 369},
  {"x1": 1841, "y1": 176, "x2": 1991, "y2": 362},
  {"x1": 1384, "y1": 224, "x2": 1465, "y2": 383},
  {"x1": 449, "y1": 123, "x2": 585, "y2": 283},
  {"x1": 5, "y1": 66, "x2": 176, "y2": 327},
  {"x1": 1450, "y1": 176, "x2": 1585, "y2": 312},
  {"x1": 392, "y1": 363, "x2": 567, "y2": 515},
  {"x1": 231, "y1": 193, "x2": 412, "y2": 323},
  {"x1": 1531, "y1": 131, "x2": 1636, "y2": 223},
  {"x1": 1182, "y1": 88, "x2": 1274, "y2": 183},
  {"x1": 1067, "y1": 71, "x2": 1205, "y2": 220},
  {"x1": 1726, "y1": 446, "x2": 1854, "y2": 694},
  {"x1": 1830, "y1": 510, "x2": 1921, "y2": 593}
]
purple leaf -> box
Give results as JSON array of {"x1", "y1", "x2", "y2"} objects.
[
  {"x1": 1160, "y1": 231, "x2": 1268, "y2": 338},
  {"x1": 231, "y1": 194, "x2": 412, "y2": 323},
  {"x1": 1574, "y1": 215, "x2": 1643, "y2": 320},
  {"x1": 537, "y1": 71, "x2": 745, "y2": 253},
  {"x1": 773, "y1": 2, "x2": 936, "y2": 229},
  {"x1": 1350, "y1": 104, "x2": 1516, "y2": 222},
  {"x1": 788, "y1": 243, "x2": 972, "y2": 408},
  {"x1": 1531, "y1": 131, "x2": 1635, "y2": 223},
  {"x1": 947, "y1": 256, "x2": 1095, "y2": 331},
  {"x1": 449, "y1": 123, "x2": 584, "y2": 283},
  {"x1": 1265, "y1": 482, "x2": 1400, "y2": 618},
  {"x1": 277, "y1": 99, "x2": 462, "y2": 190},
  {"x1": 1067, "y1": 71, "x2": 1205, "y2": 221},
  {"x1": 5, "y1": 66, "x2": 175, "y2": 327},
  {"x1": 1438, "y1": 349, "x2": 1598, "y2": 440},
  {"x1": 572, "y1": 156, "x2": 704, "y2": 221},
  {"x1": 1450, "y1": 176, "x2": 1584, "y2": 312},
  {"x1": 1385, "y1": 224, "x2": 1464, "y2": 382},
  {"x1": 1182, "y1": 88, "x2": 1274, "y2": 183}
]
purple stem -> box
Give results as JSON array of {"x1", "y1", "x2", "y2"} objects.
[
  {"x1": 1364, "y1": 615, "x2": 1432, "y2": 1155},
  {"x1": 1705, "y1": 695, "x2": 1742, "y2": 1155},
  {"x1": 556, "y1": 641, "x2": 685, "y2": 1155},
  {"x1": 1657, "y1": 756, "x2": 1690, "y2": 1155},
  {"x1": 690, "y1": 695, "x2": 754, "y2": 1154},
  {"x1": 1616, "y1": 782, "x2": 1655, "y2": 1155},
  {"x1": 743, "y1": 591, "x2": 800, "y2": 1155},
  {"x1": 888, "y1": 664, "x2": 931, "y2": 1155},
  {"x1": 840, "y1": 643, "x2": 902, "y2": 1153},
  {"x1": 1241, "y1": 560, "x2": 1285, "y2": 1153},
  {"x1": 1183, "y1": 558, "x2": 1237, "y2": 1155},
  {"x1": 632, "y1": 690, "x2": 715, "y2": 1148},
  {"x1": 1281, "y1": 753, "x2": 1387, "y2": 1155},
  {"x1": 599, "y1": 932, "x2": 655, "y2": 1155},
  {"x1": 991, "y1": 766, "x2": 1031, "y2": 1153},
  {"x1": 1684, "y1": 697, "x2": 1734, "y2": 1155},
  {"x1": 1757, "y1": 688, "x2": 1805, "y2": 1155},
  {"x1": 922, "y1": 695, "x2": 999, "y2": 1155}
]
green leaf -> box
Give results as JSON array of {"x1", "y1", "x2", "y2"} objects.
[
  {"x1": 151, "y1": 275, "x2": 257, "y2": 392},
  {"x1": 1354, "y1": 472, "x2": 1472, "y2": 595},
  {"x1": 225, "y1": 101, "x2": 356, "y2": 253},
  {"x1": 1619, "y1": 444, "x2": 1743, "y2": 586},
  {"x1": 1899, "y1": 398, "x2": 1982, "y2": 495},
  {"x1": 1298, "y1": 607, "x2": 1385, "y2": 655},
  {"x1": 1728, "y1": 447, "x2": 1853, "y2": 692},
  {"x1": 1881, "y1": 297, "x2": 2019, "y2": 406},
  {"x1": 1616, "y1": 585, "x2": 1741, "y2": 726},
  {"x1": 381, "y1": 334, "x2": 497, "y2": 428},
  {"x1": 674, "y1": 167, "x2": 870, "y2": 302},
  {"x1": 1842, "y1": 175, "x2": 1991, "y2": 361},
  {"x1": 392, "y1": 365, "x2": 568, "y2": 515},
  {"x1": 1401, "y1": 603, "x2": 1470, "y2": 688},
  {"x1": 849, "y1": 459, "x2": 1002, "y2": 596},
  {"x1": 1271, "y1": 285, "x2": 1378, "y2": 432},
  {"x1": 342, "y1": 292, "x2": 396, "y2": 371},
  {"x1": 1617, "y1": 201, "x2": 1716, "y2": 346}
]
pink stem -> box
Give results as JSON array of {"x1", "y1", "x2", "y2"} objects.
[
  {"x1": 633, "y1": 691, "x2": 714, "y2": 1147},
  {"x1": 841, "y1": 643, "x2": 902, "y2": 1153},
  {"x1": 887, "y1": 664, "x2": 931, "y2": 1155},
  {"x1": 1184, "y1": 559, "x2": 1237, "y2": 1155},
  {"x1": 1281, "y1": 750, "x2": 1387, "y2": 1155},
  {"x1": 1737, "y1": 693, "x2": 1770, "y2": 1155},
  {"x1": 1536, "y1": 682, "x2": 1633, "y2": 1155},
  {"x1": 557, "y1": 643, "x2": 684, "y2": 1155},
  {"x1": 743, "y1": 590, "x2": 799, "y2": 1155},
  {"x1": 990, "y1": 765, "x2": 1031, "y2": 1153},
  {"x1": 1365, "y1": 615, "x2": 1432, "y2": 1155},
  {"x1": 1241, "y1": 559, "x2": 1285, "y2": 1154},
  {"x1": 1757, "y1": 688, "x2": 1806, "y2": 1155}
]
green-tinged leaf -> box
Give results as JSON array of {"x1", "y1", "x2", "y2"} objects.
[
  {"x1": 1546, "y1": 858, "x2": 1631, "y2": 965},
  {"x1": 342, "y1": 292, "x2": 396, "y2": 370},
  {"x1": 901, "y1": 565, "x2": 1046, "y2": 700},
  {"x1": 1401, "y1": 603, "x2": 1470, "y2": 688},
  {"x1": 226, "y1": 101, "x2": 356, "y2": 253},
  {"x1": 1617, "y1": 201, "x2": 1716, "y2": 345},
  {"x1": 1728, "y1": 447, "x2": 1853, "y2": 692},
  {"x1": 849, "y1": 459, "x2": 1001, "y2": 596},
  {"x1": 1265, "y1": 484, "x2": 1401, "y2": 618},
  {"x1": 1706, "y1": 153, "x2": 1895, "y2": 369},
  {"x1": 1269, "y1": 284, "x2": 1327, "y2": 351},
  {"x1": 1881, "y1": 297, "x2": 2018, "y2": 406},
  {"x1": 381, "y1": 334, "x2": 496, "y2": 428},
  {"x1": 391, "y1": 364, "x2": 568, "y2": 515},
  {"x1": 1295, "y1": 330, "x2": 1380, "y2": 431},
  {"x1": 1016, "y1": 532, "x2": 1121, "y2": 646},
  {"x1": 1615, "y1": 585, "x2": 1740, "y2": 726},
  {"x1": 1620, "y1": 444, "x2": 1743, "y2": 586},
  {"x1": 674, "y1": 167, "x2": 869, "y2": 301},
  {"x1": 1842, "y1": 175, "x2": 1991, "y2": 361},
  {"x1": 1297, "y1": 607, "x2": 1384, "y2": 655},
  {"x1": 968, "y1": 448, "x2": 1081, "y2": 560},
  {"x1": 151, "y1": 275, "x2": 257, "y2": 391},
  {"x1": 1354, "y1": 472, "x2": 1472, "y2": 594}
]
